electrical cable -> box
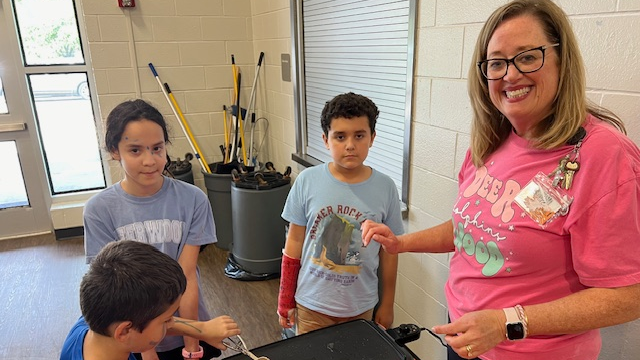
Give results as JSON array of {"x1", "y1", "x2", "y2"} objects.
[
  {"x1": 387, "y1": 323, "x2": 447, "y2": 348},
  {"x1": 421, "y1": 327, "x2": 448, "y2": 347}
]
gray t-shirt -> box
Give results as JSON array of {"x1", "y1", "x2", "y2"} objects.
[
  {"x1": 83, "y1": 176, "x2": 216, "y2": 352},
  {"x1": 282, "y1": 163, "x2": 404, "y2": 317}
]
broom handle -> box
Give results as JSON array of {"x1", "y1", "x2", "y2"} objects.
[{"x1": 148, "y1": 63, "x2": 211, "y2": 173}]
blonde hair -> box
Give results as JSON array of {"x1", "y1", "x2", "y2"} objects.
[{"x1": 468, "y1": 0, "x2": 625, "y2": 167}]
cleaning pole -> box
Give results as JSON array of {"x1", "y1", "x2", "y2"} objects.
[
  {"x1": 165, "y1": 82, "x2": 211, "y2": 173},
  {"x1": 247, "y1": 52, "x2": 264, "y2": 166},
  {"x1": 148, "y1": 63, "x2": 211, "y2": 173}
]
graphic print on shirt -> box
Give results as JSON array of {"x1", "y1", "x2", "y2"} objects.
[
  {"x1": 307, "y1": 205, "x2": 370, "y2": 285},
  {"x1": 453, "y1": 164, "x2": 523, "y2": 277},
  {"x1": 115, "y1": 219, "x2": 184, "y2": 244}
]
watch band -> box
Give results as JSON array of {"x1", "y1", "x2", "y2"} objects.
[
  {"x1": 504, "y1": 306, "x2": 527, "y2": 340},
  {"x1": 504, "y1": 306, "x2": 519, "y2": 323},
  {"x1": 182, "y1": 345, "x2": 204, "y2": 359}
]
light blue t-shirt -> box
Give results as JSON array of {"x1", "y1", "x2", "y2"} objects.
[
  {"x1": 83, "y1": 176, "x2": 216, "y2": 352},
  {"x1": 282, "y1": 163, "x2": 404, "y2": 317}
]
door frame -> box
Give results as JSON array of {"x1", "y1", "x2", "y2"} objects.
[{"x1": 0, "y1": 0, "x2": 54, "y2": 238}]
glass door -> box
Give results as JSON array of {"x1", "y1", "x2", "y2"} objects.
[
  {"x1": 0, "y1": 36, "x2": 51, "y2": 238},
  {"x1": 0, "y1": 0, "x2": 105, "y2": 238}
]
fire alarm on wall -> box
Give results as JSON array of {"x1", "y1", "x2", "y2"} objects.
[{"x1": 118, "y1": 0, "x2": 135, "y2": 7}]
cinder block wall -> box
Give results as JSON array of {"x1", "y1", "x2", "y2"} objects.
[
  {"x1": 80, "y1": 1, "x2": 639, "y2": 359},
  {"x1": 81, "y1": 0, "x2": 265, "y2": 189},
  {"x1": 249, "y1": 0, "x2": 294, "y2": 174},
  {"x1": 401, "y1": 1, "x2": 640, "y2": 359}
]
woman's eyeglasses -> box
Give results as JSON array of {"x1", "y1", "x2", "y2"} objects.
[{"x1": 477, "y1": 43, "x2": 560, "y2": 80}]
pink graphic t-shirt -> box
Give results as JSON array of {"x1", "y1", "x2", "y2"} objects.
[{"x1": 446, "y1": 115, "x2": 640, "y2": 360}]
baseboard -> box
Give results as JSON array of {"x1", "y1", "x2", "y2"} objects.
[{"x1": 55, "y1": 226, "x2": 84, "y2": 240}]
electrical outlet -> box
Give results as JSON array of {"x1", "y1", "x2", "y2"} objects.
[{"x1": 118, "y1": 0, "x2": 135, "y2": 7}]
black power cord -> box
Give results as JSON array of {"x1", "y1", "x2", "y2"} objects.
[
  {"x1": 386, "y1": 324, "x2": 422, "y2": 345},
  {"x1": 387, "y1": 323, "x2": 448, "y2": 347}
]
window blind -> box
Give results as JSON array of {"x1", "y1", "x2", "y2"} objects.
[{"x1": 293, "y1": 0, "x2": 415, "y2": 202}]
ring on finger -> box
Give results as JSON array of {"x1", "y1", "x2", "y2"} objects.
[{"x1": 466, "y1": 344, "x2": 473, "y2": 357}]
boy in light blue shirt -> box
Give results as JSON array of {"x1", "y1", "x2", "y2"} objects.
[{"x1": 277, "y1": 92, "x2": 404, "y2": 334}]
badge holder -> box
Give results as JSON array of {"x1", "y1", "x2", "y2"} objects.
[
  {"x1": 514, "y1": 172, "x2": 573, "y2": 227},
  {"x1": 514, "y1": 127, "x2": 586, "y2": 227}
]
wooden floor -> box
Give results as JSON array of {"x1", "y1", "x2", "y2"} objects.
[
  {"x1": 198, "y1": 243, "x2": 283, "y2": 357},
  {"x1": 0, "y1": 234, "x2": 282, "y2": 359}
]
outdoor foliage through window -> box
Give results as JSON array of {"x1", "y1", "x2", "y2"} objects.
[{"x1": 14, "y1": 0, "x2": 83, "y2": 65}]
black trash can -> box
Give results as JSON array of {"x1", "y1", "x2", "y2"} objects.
[{"x1": 226, "y1": 168, "x2": 291, "y2": 278}]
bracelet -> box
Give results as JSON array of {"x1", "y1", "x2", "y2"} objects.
[
  {"x1": 182, "y1": 345, "x2": 204, "y2": 359},
  {"x1": 514, "y1": 304, "x2": 529, "y2": 330}
]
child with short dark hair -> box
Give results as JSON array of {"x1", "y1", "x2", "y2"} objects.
[
  {"x1": 277, "y1": 92, "x2": 404, "y2": 334},
  {"x1": 61, "y1": 240, "x2": 240, "y2": 360}
]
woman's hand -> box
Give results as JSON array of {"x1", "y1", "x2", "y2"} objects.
[
  {"x1": 361, "y1": 220, "x2": 402, "y2": 254},
  {"x1": 432, "y1": 309, "x2": 506, "y2": 359}
]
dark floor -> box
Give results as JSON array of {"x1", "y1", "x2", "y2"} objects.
[{"x1": 0, "y1": 235, "x2": 282, "y2": 359}]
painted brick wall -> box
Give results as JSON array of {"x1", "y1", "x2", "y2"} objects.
[
  {"x1": 81, "y1": 0, "x2": 258, "y2": 189},
  {"x1": 402, "y1": 1, "x2": 640, "y2": 359},
  {"x1": 79, "y1": 1, "x2": 639, "y2": 359}
]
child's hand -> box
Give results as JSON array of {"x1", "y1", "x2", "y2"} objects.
[
  {"x1": 374, "y1": 305, "x2": 394, "y2": 330},
  {"x1": 361, "y1": 220, "x2": 401, "y2": 254},
  {"x1": 278, "y1": 251, "x2": 300, "y2": 329},
  {"x1": 278, "y1": 308, "x2": 296, "y2": 329},
  {"x1": 200, "y1": 315, "x2": 241, "y2": 350}
]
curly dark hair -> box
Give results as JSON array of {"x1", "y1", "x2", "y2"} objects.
[{"x1": 320, "y1": 92, "x2": 379, "y2": 136}]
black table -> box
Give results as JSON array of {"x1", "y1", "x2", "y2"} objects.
[{"x1": 222, "y1": 320, "x2": 420, "y2": 360}]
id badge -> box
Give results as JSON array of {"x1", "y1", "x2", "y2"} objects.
[{"x1": 514, "y1": 172, "x2": 573, "y2": 227}]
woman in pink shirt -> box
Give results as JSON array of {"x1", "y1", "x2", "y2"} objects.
[{"x1": 362, "y1": 0, "x2": 640, "y2": 359}]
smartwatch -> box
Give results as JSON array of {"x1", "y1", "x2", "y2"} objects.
[
  {"x1": 182, "y1": 345, "x2": 204, "y2": 359},
  {"x1": 504, "y1": 306, "x2": 527, "y2": 341}
]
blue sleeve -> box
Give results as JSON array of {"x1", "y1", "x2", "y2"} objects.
[
  {"x1": 383, "y1": 180, "x2": 405, "y2": 236},
  {"x1": 60, "y1": 316, "x2": 88, "y2": 360},
  {"x1": 83, "y1": 197, "x2": 117, "y2": 264},
  {"x1": 281, "y1": 171, "x2": 308, "y2": 226},
  {"x1": 185, "y1": 190, "x2": 217, "y2": 246}
]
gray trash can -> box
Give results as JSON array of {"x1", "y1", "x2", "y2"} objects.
[
  {"x1": 168, "y1": 153, "x2": 194, "y2": 185},
  {"x1": 230, "y1": 180, "x2": 290, "y2": 274},
  {"x1": 170, "y1": 161, "x2": 194, "y2": 185},
  {"x1": 202, "y1": 169, "x2": 233, "y2": 250}
]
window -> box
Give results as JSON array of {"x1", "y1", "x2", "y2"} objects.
[
  {"x1": 291, "y1": 0, "x2": 416, "y2": 204},
  {"x1": 12, "y1": 0, "x2": 105, "y2": 194},
  {"x1": 0, "y1": 141, "x2": 29, "y2": 209},
  {"x1": 0, "y1": 77, "x2": 7, "y2": 114}
]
